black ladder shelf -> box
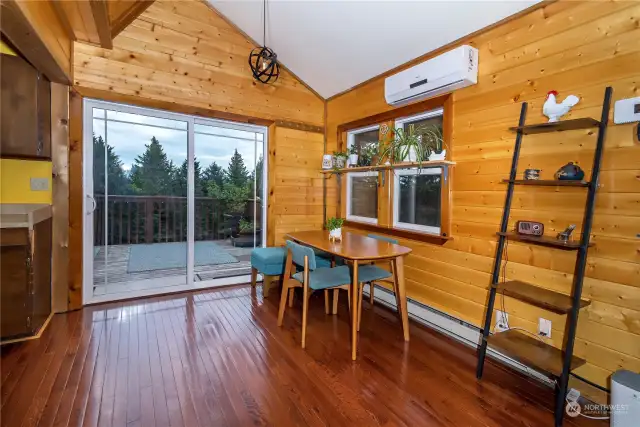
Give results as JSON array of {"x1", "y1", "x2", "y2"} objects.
[{"x1": 475, "y1": 87, "x2": 612, "y2": 427}]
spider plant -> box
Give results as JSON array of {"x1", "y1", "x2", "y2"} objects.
[
  {"x1": 420, "y1": 124, "x2": 445, "y2": 158},
  {"x1": 376, "y1": 124, "x2": 427, "y2": 167}
]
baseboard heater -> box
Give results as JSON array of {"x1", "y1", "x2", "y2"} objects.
[{"x1": 366, "y1": 284, "x2": 555, "y2": 388}]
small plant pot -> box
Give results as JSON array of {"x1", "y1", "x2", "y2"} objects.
[
  {"x1": 329, "y1": 228, "x2": 342, "y2": 241},
  {"x1": 333, "y1": 156, "x2": 347, "y2": 169},
  {"x1": 428, "y1": 149, "x2": 447, "y2": 161},
  {"x1": 348, "y1": 154, "x2": 359, "y2": 167},
  {"x1": 404, "y1": 147, "x2": 418, "y2": 162}
]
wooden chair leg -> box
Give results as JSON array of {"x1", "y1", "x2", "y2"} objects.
[
  {"x1": 346, "y1": 286, "x2": 351, "y2": 313},
  {"x1": 251, "y1": 267, "x2": 258, "y2": 287},
  {"x1": 357, "y1": 283, "x2": 364, "y2": 331},
  {"x1": 301, "y1": 285, "x2": 309, "y2": 348},
  {"x1": 332, "y1": 289, "x2": 339, "y2": 314},
  {"x1": 263, "y1": 275, "x2": 272, "y2": 297},
  {"x1": 324, "y1": 290, "x2": 330, "y2": 314},
  {"x1": 277, "y1": 283, "x2": 289, "y2": 326},
  {"x1": 288, "y1": 287, "x2": 294, "y2": 307},
  {"x1": 369, "y1": 282, "x2": 375, "y2": 304}
]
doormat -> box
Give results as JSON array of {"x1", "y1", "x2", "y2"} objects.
[{"x1": 127, "y1": 241, "x2": 238, "y2": 273}]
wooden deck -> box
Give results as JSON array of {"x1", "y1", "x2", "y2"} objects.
[
  {"x1": 92, "y1": 240, "x2": 252, "y2": 295},
  {"x1": 0, "y1": 285, "x2": 604, "y2": 427}
]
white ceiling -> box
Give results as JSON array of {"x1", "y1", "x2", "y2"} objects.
[{"x1": 209, "y1": 1, "x2": 540, "y2": 98}]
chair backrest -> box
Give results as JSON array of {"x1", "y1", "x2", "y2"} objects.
[
  {"x1": 286, "y1": 240, "x2": 317, "y2": 270},
  {"x1": 367, "y1": 233, "x2": 398, "y2": 245}
]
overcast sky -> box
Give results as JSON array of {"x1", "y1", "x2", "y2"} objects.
[{"x1": 92, "y1": 112, "x2": 263, "y2": 173}]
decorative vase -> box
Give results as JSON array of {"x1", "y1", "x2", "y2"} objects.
[
  {"x1": 333, "y1": 156, "x2": 347, "y2": 169},
  {"x1": 348, "y1": 154, "x2": 359, "y2": 167},
  {"x1": 428, "y1": 149, "x2": 446, "y2": 161},
  {"x1": 322, "y1": 154, "x2": 333, "y2": 170},
  {"x1": 329, "y1": 228, "x2": 342, "y2": 242}
]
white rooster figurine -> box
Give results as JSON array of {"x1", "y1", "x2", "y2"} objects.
[{"x1": 543, "y1": 90, "x2": 580, "y2": 122}]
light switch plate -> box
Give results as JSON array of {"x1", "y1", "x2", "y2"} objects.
[
  {"x1": 538, "y1": 318, "x2": 552, "y2": 338},
  {"x1": 30, "y1": 178, "x2": 49, "y2": 191},
  {"x1": 614, "y1": 96, "x2": 640, "y2": 124},
  {"x1": 495, "y1": 310, "x2": 509, "y2": 332}
]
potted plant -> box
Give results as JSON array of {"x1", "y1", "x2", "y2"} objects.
[
  {"x1": 326, "y1": 217, "x2": 344, "y2": 242},
  {"x1": 333, "y1": 150, "x2": 348, "y2": 169},
  {"x1": 421, "y1": 125, "x2": 446, "y2": 161},
  {"x1": 348, "y1": 145, "x2": 359, "y2": 167},
  {"x1": 359, "y1": 142, "x2": 378, "y2": 167},
  {"x1": 238, "y1": 218, "x2": 254, "y2": 235},
  {"x1": 377, "y1": 124, "x2": 426, "y2": 166}
]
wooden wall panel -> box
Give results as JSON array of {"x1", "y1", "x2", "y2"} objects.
[
  {"x1": 326, "y1": 0, "x2": 640, "y2": 396},
  {"x1": 72, "y1": 0, "x2": 324, "y2": 127}
]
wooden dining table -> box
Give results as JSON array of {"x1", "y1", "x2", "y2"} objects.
[{"x1": 286, "y1": 230, "x2": 412, "y2": 360}]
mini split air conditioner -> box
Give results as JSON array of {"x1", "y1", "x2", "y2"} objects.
[{"x1": 385, "y1": 45, "x2": 478, "y2": 106}]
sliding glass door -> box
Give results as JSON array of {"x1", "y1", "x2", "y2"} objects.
[{"x1": 83, "y1": 100, "x2": 267, "y2": 304}]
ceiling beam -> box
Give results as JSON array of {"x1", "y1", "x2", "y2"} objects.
[
  {"x1": 89, "y1": 0, "x2": 113, "y2": 49},
  {"x1": 50, "y1": 1, "x2": 76, "y2": 42},
  {"x1": 0, "y1": 0, "x2": 70, "y2": 83},
  {"x1": 110, "y1": 0, "x2": 155, "y2": 39}
]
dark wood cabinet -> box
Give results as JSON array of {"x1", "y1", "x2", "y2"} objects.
[
  {"x1": 0, "y1": 217, "x2": 52, "y2": 341},
  {"x1": 0, "y1": 52, "x2": 51, "y2": 159}
]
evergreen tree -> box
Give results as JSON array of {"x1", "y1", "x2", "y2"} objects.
[
  {"x1": 248, "y1": 154, "x2": 264, "y2": 199},
  {"x1": 174, "y1": 158, "x2": 203, "y2": 197},
  {"x1": 92, "y1": 134, "x2": 130, "y2": 195},
  {"x1": 129, "y1": 136, "x2": 174, "y2": 195},
  {"x1": 225, "y1": 149, "x2": 249, "y2": 187},
  {"x1": 202, "y1": 162, "x2": 225, "y2": 196}
]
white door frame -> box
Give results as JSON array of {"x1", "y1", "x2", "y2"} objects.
[{"x1": 82, "y1": 99, "x2": 268, "y2": 305}]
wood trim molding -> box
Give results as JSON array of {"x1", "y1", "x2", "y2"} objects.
[
  {"x1": 74, "y1": 86, "x2": 274, "y2": 126},
  {"x1": 0, "y1": 0, "x2": 71, "y2": 83},
  {"x1": 89, "y1": 0, "x2": 113, "y2": 49},
  {"x1": 344, "y1": 220, "x2": 452, "y2": 245},
  {"x1": 325, "y1": 1, "x2": 554, "y2": 101},
  {"x1": 68, "y1": 89, "x2": 83, "y2": 310},
  {"x1": 274, "y1": 120, "x2": 324, "y2": 134},
  {"x1": 111, "y1": 0, "x2": 155, "y2": 38},
  {"x1": 337, "y1": 94, "x2": 450, "y2": 133}
]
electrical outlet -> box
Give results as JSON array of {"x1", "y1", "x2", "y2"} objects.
[
  {"x1": 566, "y1": 388, "x2": 581, "y2": 403},
  {"x1": 495, "y1": 310, "x2": 509, "y2": 332},
  {"x1": 30, "y1": 178, "x2": 49, "y2": 191},
  {"x1": 538, "y1": 318, "x2": 552, "y2": 338}
]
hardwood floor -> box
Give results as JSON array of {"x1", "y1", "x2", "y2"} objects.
[{"x1": 1, "y1": 285, "x2": 604, "y2": 427}]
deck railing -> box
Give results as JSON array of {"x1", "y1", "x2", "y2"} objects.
[{"x1": 93, "y1": 194, "x2": 247, "y2": 246}]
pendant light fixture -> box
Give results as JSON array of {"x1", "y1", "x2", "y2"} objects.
[{"x1": 248, "y1": 0, "x2": 280, "y2": 84}]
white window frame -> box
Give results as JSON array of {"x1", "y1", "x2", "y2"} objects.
[
  {"x1": 346, "y1": 124, "x2": 380, "y2": 224},
  {"x1": 394, "y1": 107, "x2": 444, "y2": 135},
  {"x1": 346, "y1": 171, "x2": 379, "y2": 225},
  {"x1": 393, "y1": 167, "x2": 442, "y2": 235}
]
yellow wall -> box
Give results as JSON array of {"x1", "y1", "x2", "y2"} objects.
[{"x1": 0, "y1": 159, "x2": 53, "y2": 204}]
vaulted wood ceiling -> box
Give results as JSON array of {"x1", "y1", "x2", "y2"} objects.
[{"x1": 52, "y1": 0, "x2": 154, "y2": 49}]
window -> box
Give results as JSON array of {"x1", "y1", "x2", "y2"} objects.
[
  {"x1": 395, "y1": 108, "x2": 444, "y2": 160},
  {"x1": 393, "y1": 167, "x2": 442, "y2": 234},
  {"x1": 346, "y1": 125, "x2": 380, "y2": 224},
  {"x1": 347, "y1": 124, "x2": 379, "y2": 165}
]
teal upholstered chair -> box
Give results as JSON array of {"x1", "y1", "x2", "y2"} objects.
[
  {"x1": 251, "y1": 247, "x2": 287, "y2": 297},
  {"x1": 277, "y1": 240, "x2": 352, "y2": 348},
  {"x1": 354, "y1": 234, "x2": 398, "y2": 330}
]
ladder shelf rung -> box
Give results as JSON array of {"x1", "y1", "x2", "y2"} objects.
[
  {"x1": 487, "y1": 329, "x2": 586, "y2": 378},
  {"x1": 502, "y1": 179, "x2": 589, "y2": 187},
  {"x1": 496, "y1": 232, "x2": 591, "y2": 250},
  {"x1": 492, "y1": 280, "x2": 591, "y2": 314},
  {"x1": 509, "y1": 118, "x2": 600, "y2": 134}
]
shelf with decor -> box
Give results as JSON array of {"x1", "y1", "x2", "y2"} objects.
[
  {"x1": 476, "y1": 87, "x2": 613, "y2": 427},
  {"x1": 320, "y1": 160, "x2": 456, "y2": 174}
]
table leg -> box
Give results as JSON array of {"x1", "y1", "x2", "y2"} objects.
[
  {"x1": 351, "y1": 260, "x2": 359, "y2": 360},
  {"x1": 393, "y1": 256, "x2": 410, "y2": 342}
]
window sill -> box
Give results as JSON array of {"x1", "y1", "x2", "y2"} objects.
[
  {"x1": 320, "y1": 160, "x2": 456, "y2": 174},
  {"x1": 344, "y1": 220, "x2": 452, "y2": 245}
]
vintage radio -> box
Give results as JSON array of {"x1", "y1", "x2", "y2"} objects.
[{"x1": 516, "y1": 221, "x2": 544, "y2": 236}]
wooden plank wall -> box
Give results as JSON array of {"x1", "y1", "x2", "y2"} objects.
[
  {"x1": 66, "y1": 0, "x2": 326, "y2": 306},
  {"x1": 326, "y1": 0, "x2": 640, "y2": 395},
  {"x1": 72, "y1": 0, "x2": 324, "y2": 127}
]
